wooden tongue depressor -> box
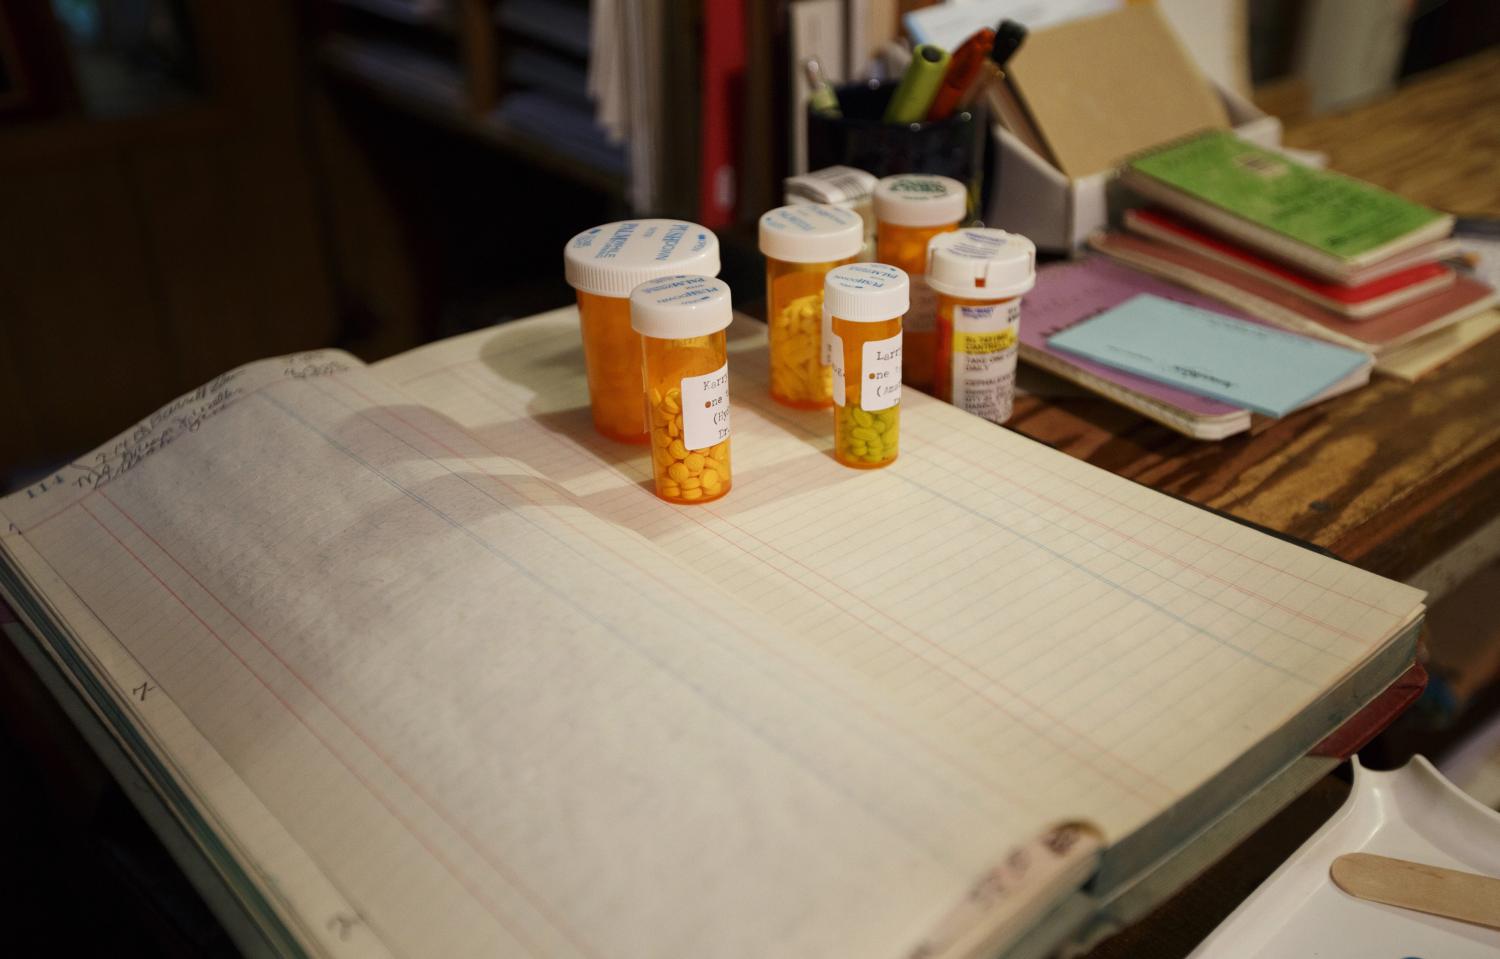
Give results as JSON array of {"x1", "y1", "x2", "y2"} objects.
[{"x1": 1330, "y1": 853, "x2": 1500, "y2": 931}]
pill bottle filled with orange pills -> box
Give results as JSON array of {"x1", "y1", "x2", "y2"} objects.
[
  {"x1": 564, "y1": 221, "x2": 720, "y2": 444},
  {"x1": 872, "y1": 174, "x2": 965, "y2": 393},
  {"x1": 824, "y1": 263, "x2": 909, "y2": 470},
  {"x1": 928, "y1": 229, "x2": 1036, "y2": 425},
  {"x1": 759, "y1": 204, "x2": 864, "y2": 410},
  {"x1": 630, "y1": 275, "x2": 733, "y2": 504}
]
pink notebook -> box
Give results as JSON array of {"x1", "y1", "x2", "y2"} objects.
[{"x1": 1024, "y1": 258, "x2": 1249, "y2": 418}]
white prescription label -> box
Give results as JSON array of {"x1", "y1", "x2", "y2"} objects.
[
  {"x1": 830, "y1": 333, "x2": 846, "y2": 406},
  {"x1": 861, "y1": 332, "x2": 903, "y2": 411},
  {"x1": 681, "y1": 364, "x2": 730, "y2": 450},
  {"x1": 950, "y1": 301, "x2": 1020, "y2": 423}
]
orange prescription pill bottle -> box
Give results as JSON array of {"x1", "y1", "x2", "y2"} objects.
[
  {"x1": 824, "y1": 263, "x2": 909, "y2": 470},
  {"x1": 928, "y1": 229, "x2": 1036, "y2": 424},
  {"x1": 563, "y1": 221, "x2": 720, "y2": 443},
  {"x1": 872, "y1": 174, "x2": 965, "y2": 393},
  {"x1": 758, "y1": 205, "x2": 864, "y2": 409},
  {"x1": 630, "y1": 276, "x2": 734, "y2": 504}
]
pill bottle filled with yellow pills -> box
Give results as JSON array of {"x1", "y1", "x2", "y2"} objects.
[
  {"x1": 872, "y1": 174, "x2": 965, "y2": 393},
  {"x1": 758, "y1": 205, "x2": 863, "y2": 409},
  {"x1": 564, "y1": 221, "x2": 720, "y2": 444},
  {"x1": 824, "y1": 263, "x2": 909, "y2": 470},
  {"x1": 928, "y1": 229, "x2": 1036, "y2": 425},
  {"x1": 630, "y1": 275, "x2": 734, "y2": 504}
]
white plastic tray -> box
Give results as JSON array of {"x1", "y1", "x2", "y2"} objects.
[{"x1": 1190, "y1": 757, "x2": 1500, "y2": 957}]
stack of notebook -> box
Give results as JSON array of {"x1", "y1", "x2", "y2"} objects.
[{"x1": 1095, "y1": 130, "x2": 1500, "y2": 382}]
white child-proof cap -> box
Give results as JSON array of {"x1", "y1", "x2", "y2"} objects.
[
  {"x1": 925, "y1": 229, "x2": 1037, "y2": 299},
  {"x1": 873, "y1": 174, "x2": 967, "y2": 228},
  {"x1": 824, "y1": 263, "x2": 910, "y2": 322},
  {"x1": 758, "y1": 205, "x2": 864, "y2": 263},
  {"x1": 564, "y1": 220, "x2": 721, "y2": 297},
  {"x1": 629, "y1": 275, "x2": 733, "y2": 339}
]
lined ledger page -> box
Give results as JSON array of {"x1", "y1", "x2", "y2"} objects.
[{"x1": 0, "y1": 312, "x2": 1425, "y2": 959}]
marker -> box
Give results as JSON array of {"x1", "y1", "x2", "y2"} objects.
[
  {"x1": 804, "y1": 56, "x2": 841, "y2": 117},
  {"x1": 882, "y1": 44, "x2": 951, "y2": 124},
  {"x1": 957, "y1": 19, "x2": 1028, "y2": 111},
  {"x1": 925, "y1": 28, "x2": 994, "y2": 122}
]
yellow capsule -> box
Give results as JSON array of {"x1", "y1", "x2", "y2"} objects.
[
  {"x1": 667, "y1": 463, "x2": 690, "y2": 483},
  {"x1": 684, "y1": 452, "x2": 705, "y2": 475},
  {"x1": 861, "y1": 453, "x2": 882, "y2": 462},
  {"x1": 668, "y1": 439, "x2": 688, "y2": 459},
  {"x1": 851, "y1": 426, "x2": 878, "y2": 442},
  {"x1": 872, "y1": 420, "x2": 888, "y2": 434},
  {"x1": 852, "y1": 408, "x2": 873, "y2": 428}
]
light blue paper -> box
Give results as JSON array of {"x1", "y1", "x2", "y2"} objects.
[{"x1": 1046, "y1": 294, "x2": 1371, "y2": 417}]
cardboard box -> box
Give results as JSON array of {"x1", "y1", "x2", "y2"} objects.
[{"x1": 985, "y1": 85, "x2": 1281, "y2": 252}]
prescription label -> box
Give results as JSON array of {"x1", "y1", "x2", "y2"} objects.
[
  {"x1": 681, "y1": 364, "x2": 730, "y2": 450},
  {"x1": 830, "y1": 333, "x2": 846, "y2": 406},
  {"x1": 862, "y1": 332, "x2": 903, "y2": 411},
  {"x1": 951, "y1": 301, "x2": 1020, "y2": 423}
]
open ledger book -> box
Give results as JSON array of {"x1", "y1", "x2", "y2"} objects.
[{"x1": 0, "y1": 308, "x2": 1425, "y2": 959}]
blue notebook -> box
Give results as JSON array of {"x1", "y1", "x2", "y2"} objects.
[{"x1": 1047, "y1": 294, "x2": 1371, "y2": 417}]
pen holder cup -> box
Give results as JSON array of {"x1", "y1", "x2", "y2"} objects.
[{"x1": 807, "y1": 80, "x2": 985, "y2": 217}]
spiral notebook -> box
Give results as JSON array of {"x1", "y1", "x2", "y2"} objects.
[{"x1": 0, "y1": 308, "x2": 1425, "y2": 959}]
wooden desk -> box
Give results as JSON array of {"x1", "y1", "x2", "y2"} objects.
[
  {"x1": 1076, "y1": 52, "x2": 1500, "y2": 959},
  {"x1": 1013, "y1": 50, "x2": 1500, "y2": 583}
]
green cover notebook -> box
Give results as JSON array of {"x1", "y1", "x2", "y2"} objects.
[{"x1": 1123, "y1": 131, "x2": 1452, "y2": 275}]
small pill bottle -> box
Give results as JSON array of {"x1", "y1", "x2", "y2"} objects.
[
  {"x1": 630, "y1": 275, "x2": 734, "y2": 504},
  {"x1": 873, "y1": 174, "x2": 965, "y2": 393},
  {"x1": 759, "y1": 205, "x2": 864, "y2": 409},
  {"x1": 564, "y1": 220, "x2": 720, "y2": 444},
  {"x1": 928, "y1": 229, "x2": 1036, "y2": 425},
  {"x1": 824, "y1": 263, "x2": 909, "y2": 470}
]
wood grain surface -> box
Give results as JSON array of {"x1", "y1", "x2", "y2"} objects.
[{"x1": 1013, "y1": 51, "x2": 1500, "y2": 580}]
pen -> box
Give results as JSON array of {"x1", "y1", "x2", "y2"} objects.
[
  {"x1": 925, "y1": 27, "x2": 995, "y2": 122},
  {"x1": 957, "y1": 19, "x2": 1028, "y2": 111},
  {"x1": 804, "y1": 56, "x2": 841, "y2": 117},
  {"x1": 882, "y1": 44, "x2": 951, "y2": 124}
]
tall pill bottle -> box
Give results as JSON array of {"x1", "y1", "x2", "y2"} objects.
[
  {"x1": 759, "y1": 205, "x2": 864, "y2": 409},
  {"x1": 928, "y1": 229, "x2": 1036, "y2": 424},
  {"x1": 825, "y1": 263, "x2": 909, "y2": 470},
  {"x1": 630, "y1": 276, "x2": 733, "y2": 504},
  {"x1": 873, "y1": 174, "x2": 965, "y2": 393},
  {"x1": 564, "y1": 221, "x2": 720, "y2": 443}
]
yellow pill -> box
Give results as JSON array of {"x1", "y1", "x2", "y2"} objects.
[
  {"x1": 684, "y1": 452, "x2": 705, "y2": 474},
  {"x1": 875, "y1": 408, "x2": 897, "y2": 423},
  {"x1": 702, "y1": 470, "x2": 721, "y2": 492},
  {"x1": 667, "y1": 463, "x2": 689, "y2": 482},
  {"x1": 861, "y1": 453, "x2": 881, "y2": 462},
  {"x1": 663, "y1": 391, "x2": 681, "y2": 413},
  {"x1": 661, "y1": 483, "x2": 680, "y2": 497},
  {"x1": 668, "y1": 439, "x2": 688, "y2": 459},
  {"x1": 655, "y1": 447, "x2": 674, "y2": 467},
  {"x1": 681, "y1": 477, "x2": 702, "y2": 490},
  {"x1": 851, "y1": 427, "x2": 878, "y2": 442},
  {"x1": 666, "y1": 418, "x2": 679, "y2": 437},
  {"x1": 852, "y1": 408, "x2": 873, "y2": 427},
  {"x1": 872, "y1": 420, "x2": 888, "y2": 434},
  {"x1": 650, "y1": 387, "x2": 663, "y2": 407},
  {"x1": 681, "y1": 488, "x2": 702, "y2": 501}
]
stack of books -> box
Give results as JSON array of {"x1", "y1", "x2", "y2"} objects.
[{"x1": 1093, "y1": 130, "x2": 1499, "y2": 383}]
